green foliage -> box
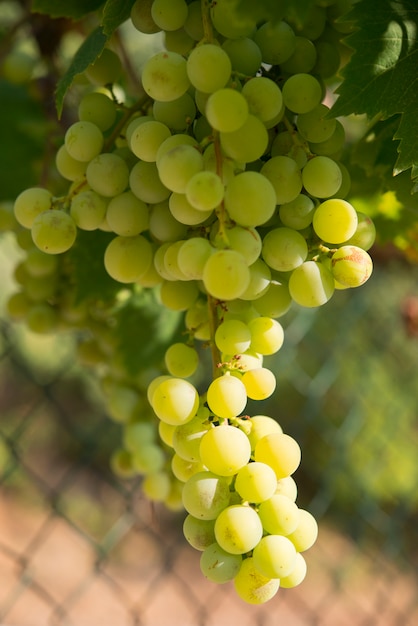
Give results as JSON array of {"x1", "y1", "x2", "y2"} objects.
[
  {"x1": 332, "y1": 0, "x2": 418, "y2": 189},
  {"x1": 31, "y1": 0, "x2": 105, "y2": 19}
]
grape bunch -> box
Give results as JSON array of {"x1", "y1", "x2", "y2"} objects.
[{"x1": 6, "y1": 0, "x2": 376, "y2": 604}]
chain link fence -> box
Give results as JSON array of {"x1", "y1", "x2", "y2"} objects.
[{"x1": 0, "y1": 235, "x2": 417, "y2": 626}]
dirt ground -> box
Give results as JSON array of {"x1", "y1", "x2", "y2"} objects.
[{"x1": 0, "y1": 490, "x2": 417, "y2": 626}]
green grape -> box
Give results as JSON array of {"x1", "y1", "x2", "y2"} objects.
[
  {"x1": 177, "y1": 237, "x2": 213, "y2": 279},
  {"x1": 110, "y1": 448, "x2": 136, "y2": 478},
  {"x1": 106, "y1": 191, "x2": 149, "y2": 237},
  {"x1": 25, "y1": 247, "x2": 58, "y2": 277},
  {"x1": 164, "y1": 27, "x2": 194, "y2": 56},
  {"x1": 203, "y1": 143, "x2": 241, "y2": 186},
  {"x1": 2, "y1": 49, "x2": 36, "y2": 84},
  {"x1": 0, "y1": 201, "x2": 19, "y2": 231},
  {"x1": 260, "y1": 156, "x2": 302, "y2": 204},
  {"x1": 253, "y1": 282, "x2": 292, "y2": 319},
  {"x1": 224, "y1": 171, "x2": 276, "y2": 227},
  {"x1": 344, "y1": 212, "x2": 376, "y2": 250},
  {"x1": 222, "y1": 38, "x2": 262, "y2": 75},
  {"x1": 104, "y1": 234, "x2": 153, "y2": 283},
  {"x1": 130, "y1": 162, "x2": 171, "y2": 204},
  {"x1": 242, "y1": 368, "x2": 277, "y2": 401},
  {"x1": 331, "y1": 245, "x2": 373, "y2": 287},
  {"x1": 130, "y1": 0, "x2": 160, "y2": 34},
  {"x1": 159, "y1": 280, "x2": 199, "y2": 311},
  {"x1": 280, "y1": 552, "x2": 307, "y2": 588},
  {"x1": 132, "y1": 443, "x2": 166, "y2": 474},
  {"x1": 125, "y1": 114, "x2": 154, "y2": 145},
  {"x1": 165, "y1": 342, "x2": 199, "y2": 379},
  {"x1": 309, "y1": 120, "x2": 346, "y2": 157},
  {"x1": 14, "y1": 187, "x2": 53, "y2": 228},
  {"x1": 185, "y1": 298, "x2": 211, "y2": 341},
  {"x1": 280, "y1": 36, "x2": 317, "y2": 74},
  {"x1": 70, "y1": 190, "x2": 107, "y2": 231},
  {"x1": 85, "y1": 48, "x2": 122, "y2": 85},
  {"x1": 151, "y1": 0, "x2": 188, "y2": 31},
  {"x1": 123, "y1": 421, "x2": 155, "y2": 452},
  {"x1": 202, "y1": 249, "x2": 250, "y2": 301},
  {"x1": 297, "y1": 104, "x2": 336, "y2": 143},
  {"x1": 55, "y1": 145, "x2": 87, "y2": 182},
  {"x1": 141, "y1": 51, "x2": 190, "y2": 102},
  {"x1": 282, "y1": 73, "x2": 322, "y2": 115},
  {"x1": 235, "y1": 462, "x2": 277, "y2": 503},
  {"x1": 149, "y1": 201, "x2": 188, "y2": 242},
  {"x1": 158, "y1": 420, "x2": 176, "y2": 447},
  {"x1": 210, "y1": 0, "x2": 256, "y2": 38},
  {"x1": 172, "y1": 408, "x2": 211, "y2": 462},
  {"x1": 6, "y1": 291, "x2": 31, "y2": 321},
  {"x1": 215, "y1": 319, "x2": 251, "y2": 355},
  {"x1": 31, "y1": 210, "x2": 77, "y2": 255},
  {"x1": 287, "y1": 508, "x2": 318, "y2": 552},
  {"x1": 183, "y1": 515, "x2": 216, "y2": 551},
  {"x1": 129, "y1": 120, "x2": 171, "y2": 162},
  {"x1": 255, "y1": 433, "x2": 301, "y2": 479},
  {"x1": 275, "y1": 476, "x2": 298, "y2": 501},
  {"x1": 187, "y1": 44, "x2": 231, "y2": 93},
  {"x1": 312, "y1": 198, "x2": 358, "y2": 243},
  {"x1": 253, "y1": 534, "x2": 297, "y2": 579},
  {"x1": 147, "y1": 374, "x2": 172, "y2": 405},
  {"x1": 182, "y1": 471, "x2": 231, "y2": 519},
  {"x1": 206, "y1": 375, "x2": 247, "y2": 420},
  {"x1": 233, "y1": 556, "x2": 280, "y2": 605},
  {"x1": 153, "y1": 242, "x2": 174, "y2": 280},
  {"x1": 297, "y1": 3, "x2": 326, "y2": 39},
  {"x1": 200, "y1": 424, "x2": 251, "y2": 475},
  {"x1": 153, "y1": 92, "x2": 196, "y2": 131},
  {"x1": 78, "y1": 91, "x2": 116, "y2": 131},
  {"x1": 164, "y1": 240, "x2": 190, "y2": 280},
  {"x1": 183, "y1": 0, "x2": 204, "y2": 40},
  {"x1": 86, "y1": 153, "x2": 129, "y2": 197},
  {"x1": 262, "y1": 227, "x2": 308, "y2": 272},
  {"x1": 289, "y1": 260, "x2": 335, "y2": 307},
  {"x1": 254, "y1": 20, "x2": 296, "y2": 64},
  {"x1": 258, "y1": 494, "x2": 300, "y2": 535},
  {"x1": 241, "y1": 77, "x2": 283, "y2": 124},
  {"x1": 220, "y1": 114, "x2": 268, "y2": 163},
  {"x1": 206, "y1": 88, "x2": 249, "y2": 133},
  {"x1": 64, "y1": 121, "x2": 103, "y2": 163},
  {"x1": 185, "y1": 171, "x2": 224, "y2": 211},
  {"x1": 237, "y1": 259, "x2": 271, "y2": 301},
  {"x1": 26, "y1": 302, "x2": 58, "y2": 334},
  {"x1": 24, "y1": 274, "x2": 57, "y2": 302},
  {"x1": 224, "y1": 349, "x2": 263, "y2": 372},
  {"x1": 279, "y1": 194, "x2": 315, "y2": 230},
  {"x1": 156, "y1": 133, "x2": 199, "y2": 165},
  {"x1": 169, "y1": 192, "x2": 212, "y2": 225},
  {"x1": 248, "y1": 415, "x2": 283, "y2": 451},
  {"x1": 151, "y1": 377, "x2": 199, "y2": 425},
  {"x1": 223, "y1": 226, "x2": 262, "y2": 266},
  {"x1": 248, "y1": 317, "x2": 284, "y2": 356},
  {"x1": 200, "y1": 543, "x2": 242, "y2": 584},
  {"x1": 142, "y1": 471, "x2": 171, "y2": 502},
  {"x1": 214, "y1": 505, "x2": 263, "y2": 555},
  {"x1": 157, "y1": 144, "x2": 204, "y2": 193},
  {"x1": 302, "y1": 156, "x2": 342, "y2": 199},
  {"x1": 172, "y1": 453, "x2": 206, "y2": 482}
]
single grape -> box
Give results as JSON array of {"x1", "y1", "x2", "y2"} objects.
[
  {"x1": 157, "y1": 143, "x2": 204, "y2": 193},
  {"x1": 247, "y1": 415, "x2": 283, "y2": 451},
  {"x1": 130, "y1": 162, "x2": 171, "y2": 204},
  {"x1": 151, "y1": 377, "x2": 199, "y2": 425},
  {"x1": 262, "y1": 227, "x2": 308, "y2": 272},
  {"x1": 78, "y1": 91, "x2": 116, "y2": 131},
  {"x1": 206, "y1": 88, "x2": 249, "y2": 132},
  {"x1": 275, "y1": 476, "x2": 298, "y2": 502},
  {"x1": 106, "y1": 191, "x2": 149, "y2": 237},
  {"x1": 242, "y1": 368, "x2": 277, "y2": 401},
  {"x1": 222, "y1": 37, "x2": 262, "y2": 75},
  {"x1": 220, "y1": 114, "x2": 268, "y2": 163},
  {"x1": 235, "y1": 462, "x2": 277, "y2": 503},
  {"x1": 153, "y1": 92, "x2": 196, "y2": 131},
  {"x1": 261, "y1": 156, "x2": 302, "y2": 204},
  {"x1": 254, "y1": 20, "x2": 296, "y2": 65},
  {"x1": 142, "y1": 471, "x2": 171, "y2": 502},
  {"x1": 132, "y1": 443, "x2": 166, "y2": 474},
  {"x1": 289, "y1": 260, "x2": 335, "y2": 307},
  {"x1": 141, "y1": 50, "x2": 190, "y2": 102},
  {"x1": 280, "y1": 36, "x2": 317, "y2": 74},
  {"x1": 177, "y1": 237, "x2": 213, "y2": 279},
  {"x1": 279, "y1": 194, "x2": 315, "y2": 230},
  {"x1": 233, "y1": 557, "x2": 280, "y2": 605},
  {"x1": 200, "y1": 424, "x2": 251, "y2": 476},
  {"x1": 164, "y1": 27, "x2": 194, "y2": 56},
  {"x1": 258, "y1": 494, "x2": 300, "y2": 535},
  {"x1": 206, "y1": 375, "x2": 247, "y2": 420},
  {"x1": 129, "y1": 120, "x2": 171, "y2": 162},
  {"x1": 64, "y1": 121, "x2": 103, "y2": 162},
  {"x1": 151, "y1": 0, "x2": 188, "y2": 31},
  {"x1": 165, "y1": 342, "x2": 199, "y2": 379},
  {"x1": 222, "y1": 226, "x2": 263, "y2": 266},
  {"x1": 297, "y1": 104, "x2": 336, "y2": 143},
  {"x1": 103, "y1": 234, "x2": 153, "y2": 283},
  {"x1": 86, "y1": 153, "x2": 129, "y2": 197},
  {"x1": 70, "y1": 190, "x2": 107, "y2": 231},
  {"x1": 26, "y1": 302, "x2": 58, "y2": 334},
  {"x1": 183, "y1": 515, "x2": 216, "y2": 551},
  {"x1": 287, "y1": 508, "x2": 319, "y2": 552},
  {"x1": 254, "y1": 433, "x2": 301, "y2": 479},
  {"x1": 172, "y1": 408, "x2": 211, "y2": 462},
  {"x1": 185, "y1": 171, "x2": 224, "y2": 211},
  {"x1": 182, "y1": 471, "x2": 231, "y2": 519},
  {"x1": 253, "y1": 282, "x2": 292, "y2": 319},
  {"x1": 171, "y1": 454, "x2": 205, "y2": 482},
  {"x1": 200, "y1": 543, "x2": 242, "y2": 584},
  {"x1": 215, "y1": 505, "x2": 263, "y2": 554},
  {"x1": 312, "y1": 198, "x2": 358, "y2": 243},
  {"x1": 210, "y1": 0, "x2": 256, "y2": 38},
  {"x1": 55, "y1": 145, "x2": 87, "y2": 182},
  {"x1": 241, "y1": 76, "x2": 283, "y2": 124},
  {"x1": 85, "y1": 48, "x2": 122, "y2": 85},
  {"x1": 344, "y1": 212, "x2": 376, "y2": 250},
  {"x1": 282, "y1": 73, "x2": 322, "y2": 114},
  {"x1": 169, "y1": 192, "x2": 212, "y2": 225},
  {"x1": 187, "y1": 44, "x2": 231, "y2": 93},
  {"x1": 248, "y1": 317, "x2": 284, "y2": 355},
  {"x1": 130, "y1": 0, "x2": 160, "y2": 34},
  {"x1": 149, "y1": 202, "x2": 188, "y2": 242},
  {"x1": 302, "y1": 156, "x2": 342, "y2": 199},
  {"x1": 331, "y1": 245, "x2": 373, "y2": 287},
  {"x1": 279, "y1": 552, "x2": 307, "y2": 588},
  {"x1": 253, "y1": 534, "x2": 297, "y2": 579},
  {"x1": 159, "y1": 280, "x2": 199, "y2": 311},
  {"x1": 14, "y1": 187, "x2": 53, "y2": 228},
  {"x1": 202, "y1": 249, "x2": 250, "y2": 301},
  {"x1": 224, "y1": 171, "x2": 276, "y2": 227},
  {"x1": 215, "y1": 319, "x2": 251, "y2": 355},
  {"x1": 31, "y1": 210, "x2": 77, "y2": 254}
]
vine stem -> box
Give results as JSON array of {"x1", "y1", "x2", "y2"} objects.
[
  {"x1": 207, "y1": 295, "x2": 222, "y2": 380},
  {"x1": 102, "y1": 96, "x2": 149, "y2": 152},
  {"x1": 201, "y1": 0, "x2": 214, "y2": 42}
]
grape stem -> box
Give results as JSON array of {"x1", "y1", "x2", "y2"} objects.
[
  {"x1": 102, "y1": 96, "x2": 150, "y2": 153},
  {"x1": 207, "y1": 294, "x2": 222, "y2": 379},
  {"x1": 201, "y1": 0, "x2": 215, "y2": 42}
]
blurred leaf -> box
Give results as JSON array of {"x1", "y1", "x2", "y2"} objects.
[
  {"x1": 31, "y1": 0, "x2": 105, "y2": 19},
  {"x1": 114, "y1": 290, "x2": 182, "y2": 377},
  {"x1": 101, "y1": 0, "x2": 136, "y2": 35},
  {"x1": 55, "y1": 26, "x2": 107, "y2": 117}
]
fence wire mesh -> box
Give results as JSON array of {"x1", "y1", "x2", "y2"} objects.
[{"x1": 0, "y1": 239, "x2": 417, "y2": 626}]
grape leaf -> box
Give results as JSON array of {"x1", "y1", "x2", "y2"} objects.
[
  {"x1": 67, "y1": 229, "x2": 121, "y2": 305},
  {"x1": 31, "y1": 0, "x2": 105, "y2": 19},
  {"x1": 55, "y1": 26, "x2": 107, "y2": 117},
  {"x1": 101, "y1": 0, "x2": 136, "y2": 36},
  {"x1": 237, "y1": 0, "x2": 316, "y2": 25},
  {"x1": 113, "y1": 290, "x2": 182, "y2": 377},
  {"x1": 331, "y1": 0, "x2": 418, "y2": 184}
]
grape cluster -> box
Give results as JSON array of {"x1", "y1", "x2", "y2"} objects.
[{"x1": 7, "y1": 0, "x2": 375, "y2": 604}]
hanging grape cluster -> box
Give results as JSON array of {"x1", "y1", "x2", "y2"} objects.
[{"x1": 4, "y1": 0, "x2": 376, "y2": 605}]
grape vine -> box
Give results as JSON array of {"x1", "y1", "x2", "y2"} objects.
[{"x1": 1, "y1": 0, "x2": 416, "y2": 606}]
